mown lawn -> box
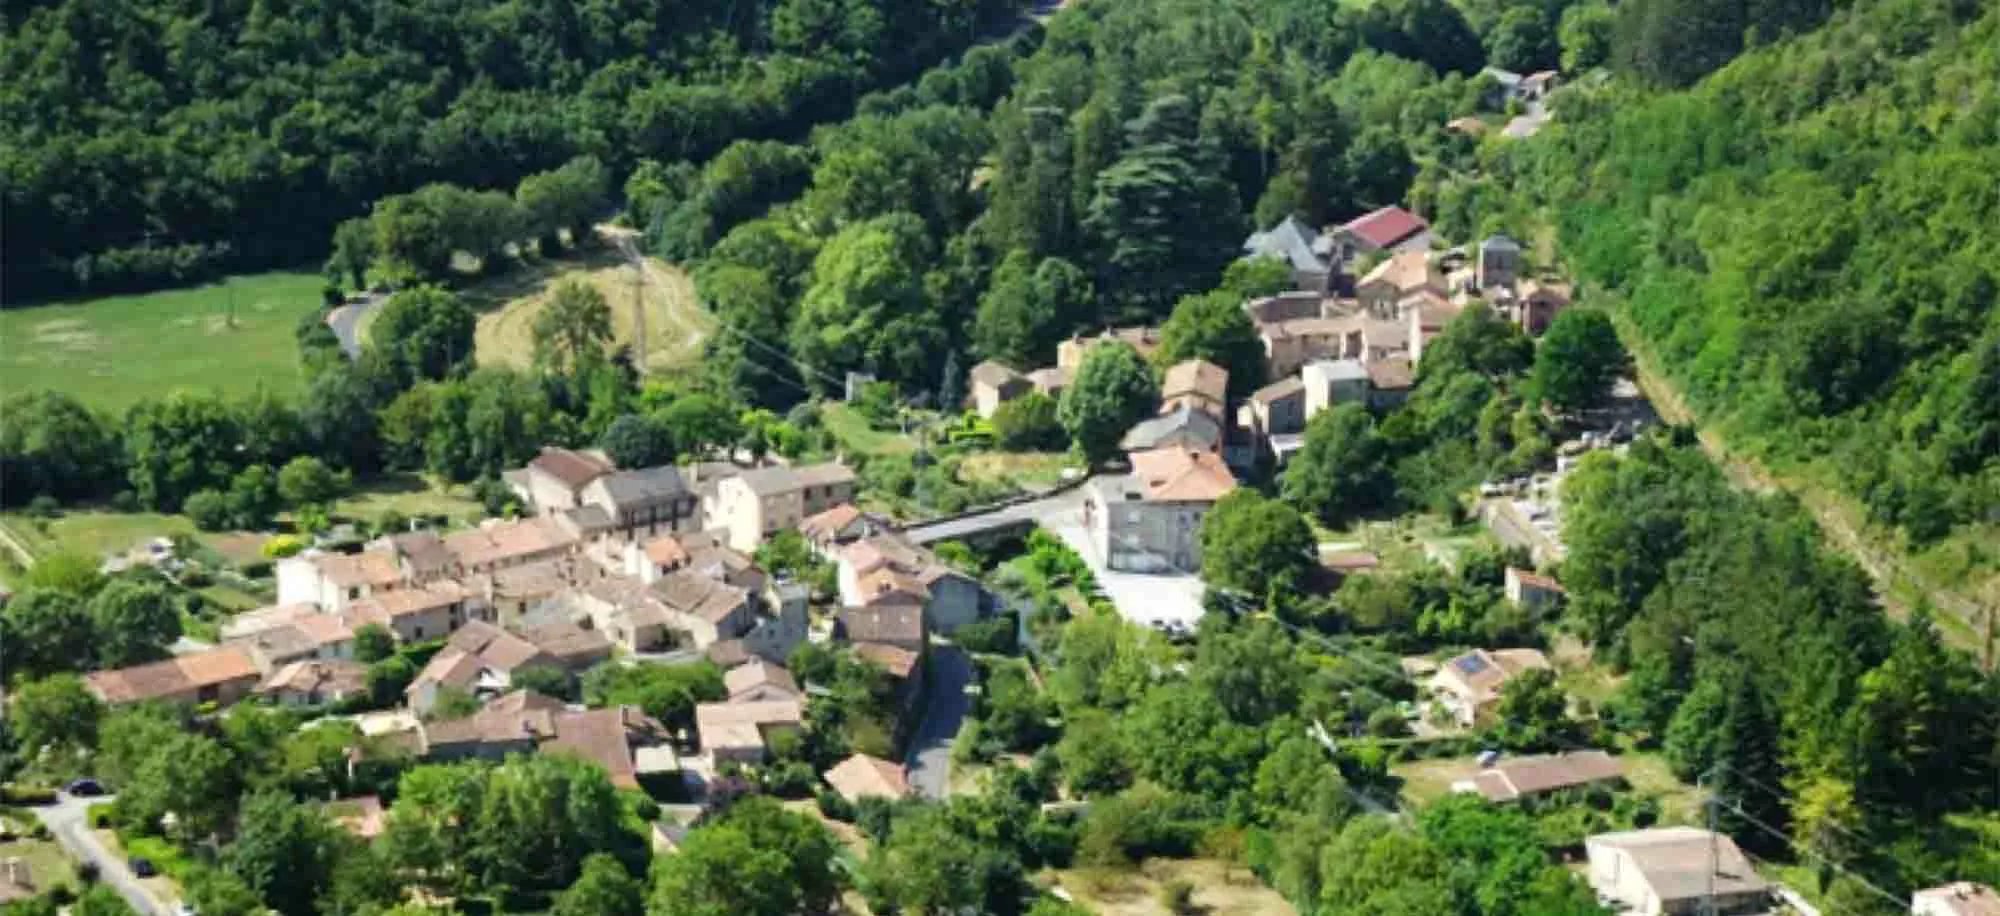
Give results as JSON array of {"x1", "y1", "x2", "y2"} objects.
[
  {"x1": 0, "y1": 271, "x2": 325, "y2": 411},
  {"x1": 822, "y1": 403, "x2": 917, "y2": 457},
  {"x1": 328, "y1": 472, "x2": 485, "y2": 526},
  {"x1": 0, "y1": 510, "x2": 200, "y2": 561},
  {"x1": 1048, "y1": 859, "x2": 1297, "y2": 916}
]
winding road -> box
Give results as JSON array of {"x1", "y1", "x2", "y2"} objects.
[
  {"x1": 904, "y1": 644, "x2": 974, "y2": 799},
  {"x1": 326, "y1": 289, "x2": 391, "y2": 359}
]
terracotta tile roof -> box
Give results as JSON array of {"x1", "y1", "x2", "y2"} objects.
[
  {"x1": 824, "y1": 753, "x2": 910, "y2": 802},
  {"x1": 86, "y1": 645, "x2": 261, "y2": 704},
  {"x1": 852, "y1": 642, "x2": 920, "y2": 680},
  {"x1": 654, "y1": 570, "x2": 749, "y2": 625},
  {"x1": 386, "y1": 532, "x2": 455, "y2": 579},
  {"x1": 1467, "y1": 750, "x2": 1623, "y2": 802},
  {"x1": 1251, "y1": 377, "x2": 1305, "y2": 404},
  {"x1": 1027, "y1": 367, "x2": 1072, "y2": 392},
  {"x1": 696, "y1": 699, "x2": 804, "y2": 753},
  {"x1": 314, "y1": 551, "x2": 403, "y2": 589},
  {"x1": 1913, "y1": 883, "x2": 2000, "y2": 916},
  {"x1": 409, "y1": 647, "x2": 486, "y2": 693},
  {"x1": 1366, "y1": 355, "x2": 1414, "y2": 391},
  {"x1": 970, "y1": 360, "x2": 1024, "y2": 388},
  {"x1": 858, "y1": 568, "x2": 930, "y2": 607},
  {"x1": 799, "y1": 504, "x2": 865, "y2": 541},
  {"x1": 219, "y1": 602, "x2": 322, "y2": 641},
  {"x1": 1161, "y1": 359, "x2": 1228, "y2": 406},
  {"x1": 1321, "y1": 551, "x2": 1381, "y2": 573},
  {"x1": 545, "y1": 706, "x2": 668, "y2": 789},
  {"x1": 794, "y1": 462, "x2": 856, "y2": 489},
  {"x1": 292, "y1": 613, "x2": 355, "y2": 646},
  {"x1": 838, "y1": 606, "x2": 925, "y2": 646},
  {"x1": 643, "y1": 534, "x2": 689, "y2": 567},
  {"x1": 1507, "y1": 566, "x2": 1566, "y2": 593},
  {"x1": 1128, "y1": 446, "x2": 1237, "y2": 502},
  {"x1": 1341, "y1": 206, "x2": 1429, "y2": 250},
  {"x1": 583, "y1": 575, "x2": 675, "y2": 629},
  {"x1": 518, "y1": 621, "x2": 613, "y2": 667},
  {"x1": 445, "y1": 620, "x2": 550, "y2": 672},
  {"x1": 1404, "y1": 288, "x2": 1461, "y2": 330},
  {"x1": 1586, "y1": 828, "x2": 1768, "y2": 904},
  {"x1": 349, "y1": 581, "x2": 468, "y2": 622},
  {"x1": 725, "y1": 661, "x2": 801, "y2": 701},
  {"x1": 256, "y1": 659, "x2": 368, "y2": 697},
  {"x1": 326, "y1": 795, "x2": 385, "y2": 840},
  {"x1": 705, "y1": 640, "x2": 750, "y2": 668},
  {"x1": 1360, "y1": 249, "x2": 1437, "y2": 293},
  {"x1": 530, "y1": 447, "x2": 615, "y2": 489},
  {"x1": 444, "y1": 518, "x2": 578, "y2": 569}
]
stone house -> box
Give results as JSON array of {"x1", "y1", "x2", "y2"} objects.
[
  {"x1": 256, "y1": 659, "x2": 370, "y2": 708},
  {"x1": 1056, "y1": 327, "x2": 1162, "y2": 371},
  {"x1": 1427, "y1": 648, "x2": 1552, "y2": 728},
  {"x1": 706, "y1": 462, "x2": 856, "y2": 553},
  {"x1": 580, "y1": 466, "x2": 701, "y2": 541},
  {"x1": 1241, "y1": 216, "x2": 1332, "y2": 293},
  {"x1": 969, "y1": 361, "x2": 1031, "y2": 418},
  {"x1": 1160, "y1": 359, "x2": 1229, "y2": 420},
  {"x1": 85, "y1": 645, "x2": 263, "y2": 708},
  {"x1": 837, "y1": 533, "x2": 985, "y2": 635},
  {"x1": 1085, "y1": 446, "x2": 1237, "y2": 574},
  {"x1": 1585, "y1": 828, "x2": 1769, "y2": 916},
  {"x1": 1330, "y1": 206, "x2": 1433, "y2": 267},
  {"x1": 1301, "y1": 358, "x2": 1372, "y2": 421},
  {"x1": 509, "y1": 447, "x2": 616, "y2": 515}
]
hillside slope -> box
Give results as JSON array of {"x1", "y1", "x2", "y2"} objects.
[{"x1": 1508, "y1": 0, "x2": 2000, "y2": 632}]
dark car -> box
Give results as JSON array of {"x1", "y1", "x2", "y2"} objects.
[
  {"x1": 130, "y1": 856, "x2": 157, "y2": 878},
  {"x1": 65, "y1": 778, "x2": 105, "y2": 797}
]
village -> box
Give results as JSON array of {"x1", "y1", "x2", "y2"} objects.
[{"x1": 32, "y1": 202, "x2": 1913, "y2": 916}]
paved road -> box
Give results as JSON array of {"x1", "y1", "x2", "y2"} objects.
[
  {"x1": 35, "y1": 794, "x2": 165, "y2": 916},
  {"x1": 904, "y1": 644, "x2": 974, "y2": 799},
  {"x1": 326, "y1": 289, "x2": 391, "y2": 359}
]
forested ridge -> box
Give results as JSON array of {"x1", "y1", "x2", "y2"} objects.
[
  {"x1": 1493, "y1": 0, "x2": 2000, "y2": 553},
  {"x1": 0, "y1": 0, "x2": 1019, "y2": 299}
]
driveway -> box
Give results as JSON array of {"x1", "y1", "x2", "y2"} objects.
[
  {"x1": 34, "y1": 794, "x2": 165, "y2": 916},
  {"x1": 326, "y1": 289, "x2": 391, "y2": 359},
  {"x1": 904, "y1": 644, "x2": 974, "y2": 799}
]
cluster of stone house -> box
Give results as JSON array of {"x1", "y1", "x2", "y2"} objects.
[
  {"x1": 1238, "y1": 209, "x2": 1574, "y2": 464},
  {"x1": 83, "y1": 444, "x2": 1000, "y2": 806}
]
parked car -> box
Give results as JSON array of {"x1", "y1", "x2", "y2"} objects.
[
  {"x1": 130, "y1": 856, "x2": 157, "y2": 878},
  {"x1": 64, "y1": 778, "x2": 105, "y2": 797}
]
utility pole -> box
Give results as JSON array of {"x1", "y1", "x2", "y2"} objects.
[
  {"x1": 631, "y1": 247, "x2": 647, "y2": 376},
  {"x1": 1702, "y1": 765, "x2": 1720, "y2": 916}
]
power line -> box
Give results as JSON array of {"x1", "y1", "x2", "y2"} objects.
[{"x1": 1104, "y1": 530, "x2": 1929, "y2": 908}]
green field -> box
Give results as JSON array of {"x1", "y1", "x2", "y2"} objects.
[{"x1": 0, "y1": 271, "x2": 325, "y2": 411}]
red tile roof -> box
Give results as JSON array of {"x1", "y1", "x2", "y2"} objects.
[{"x1": 1341, "y1": 206, "x2": 1429, "y2": 250}]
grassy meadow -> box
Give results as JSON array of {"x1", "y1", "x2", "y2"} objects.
[{"x1": 0, "y1": 272, "x2": 325, "y2": 411}]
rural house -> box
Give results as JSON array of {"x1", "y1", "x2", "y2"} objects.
[
  {"x1": 1330, "y1": 206, "x2": 1433, "y2": 266},
  {"x1": 837, "y1": 533, "x2": 985, "y2": 634},
  {"x1": 1913, "y1": 882, "x2": 2000, "y2": 916},
  {"x1": 1241, "y1": 215, "x2": 1332, "y2": 293},
  {"x1": 1085, "y1": 446, "x2": 1237, "y2": 574},
  {"x1": 1585, "y1": 827, "x2": 1769, "y2": 916},
  {"x1": 706, "y1": 462, "x2": 857, "y2": 553},
  {"x1": 86, "y1": 645, "x2": 263, "y2": 708},
  {"x1": 1428, "y1": 647, "x2": 1553, "y2": 727},
  {"x1": 1453, "y1": 750, "x2": 1625, "y2": 803},
  {"x1": 969, "y1": 361, "x2": 1031, "y2": 418}
]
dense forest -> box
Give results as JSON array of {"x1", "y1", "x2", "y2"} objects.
[
  {"x1": 1481, "y1": 0, "x2": 2000, "y2": 549},
  {"x1": 0, "y1": 0, "x2": 1019, "y2": 298}
]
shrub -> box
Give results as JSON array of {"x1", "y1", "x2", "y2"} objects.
[
  {"x1": 109, "y1": 491, "x2": 141, "y2": 512},
  {"x1": 178, "y1": 568, "x2": 213, "y2": 588},
  {"x1": 239, "y1": 559, "x2": 273, "y2": 579},
  {"x1": 816, "y1": 788, "x2": 856, "y2": 822},
  {"x1": 1159, "y1": 879, "x2": 1196, "y2": 914},
  {"x1": 953, "y1": 614, "x2": 1020, "y2": 655},
  {"x1": 0, "y1": 784, "x2": 58, "y2": 805},
  {"x1": 184, "y1": 489, "x2": 231, "y2": 531},
  {"x1": 26, "y1": 495, "x2": 61, "y2": 518}
]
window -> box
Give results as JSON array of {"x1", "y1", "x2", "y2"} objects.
[{"x1": 413, "y1": 625, "x2": 424, "y2": 639}]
